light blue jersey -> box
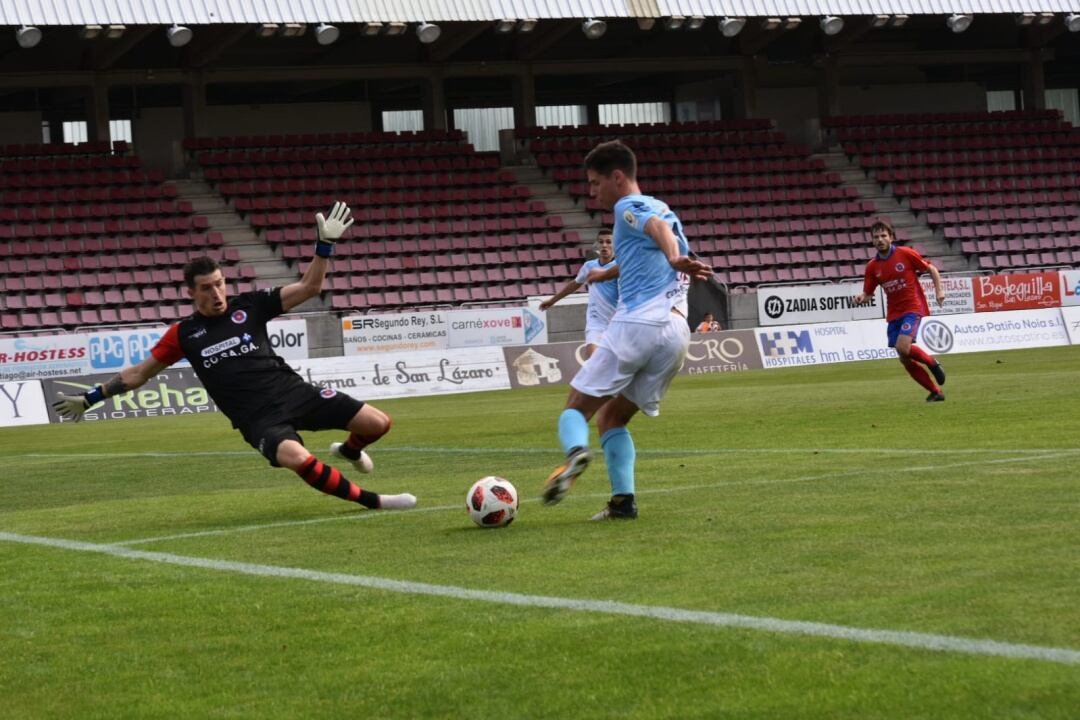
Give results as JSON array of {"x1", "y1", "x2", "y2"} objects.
[
  {"x1": 612, "y1": 194, "x2": 690, "y2": 325},
  {"x1": 574, "y1": 258, "x2": 619, "y2": 323}
]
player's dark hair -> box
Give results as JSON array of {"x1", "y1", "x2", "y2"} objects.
[
  {"x1": 597, "y1": 228, "x2": 613, "y2": 240},
  {"x1": 584, "y1": 140, "x2": 637, "y2": 179},
  {"x1": 870, "y1": 218, "x2": 896, "y2": 240},
  {"x1": 183, "y1": 256, "x2": 221, "y2": 288}
]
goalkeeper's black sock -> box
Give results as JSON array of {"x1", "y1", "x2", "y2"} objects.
[
  {"x1": 297, "y1": 456, "x2": 380, "y2": 508},
  {"x1": 337, "y1": 419, "x2": 392, "y2": 461}
]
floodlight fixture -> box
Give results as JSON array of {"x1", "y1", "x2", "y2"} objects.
[
  {"x1": 687, "y1": 16, "x2": 706, "y2": 30},
  {"x1": 314, "y1": 23, "x2": 339, "y2": 45},
  {"x1": 820, "y1": 16, "x2": 844, "y2": 35},
  {"x1": 636, "y1": 18, "x2": 656, "y2": 31},
  {"x1": 582, "y1": 18, "x2": 607, "y2": 39},
  {"x1": 15, "y1": 25, "x2": 42, "y2": 48},
  {"x1": 782, "y1": 18, "x2": 803, "y2": 31},
  {"x1": 495, "y1": 19, "x2": 516, "y2": 34},
  {"x1": 1066, "y1": 13, "x2": 1080, "y2": 32},
  {"x1": 106, "y1": 24, "x2": 126, "y2": 39},
  {"x1": 720, "y1": 17, "x2": 746, "y2": 37},
  {"x1": 257, "y1": 23, "x2": 279, "y2": 38},
  {"x1": 760, "y1": 18, "x2": 782, "y2": 31},
  {"x1": 384, "y1": 22, "x2": 407, "y2": 36},
  {"x1": 946, "y1": 13, "x2": 973, "y2": 33},
  {"x1": 665, "y1": 16, "x2": 685, "y2": 31},
  {"x1": 891, "y1": 15, "x2": 909, "y2": 28},
  {"x1": 80, "y1": 25, "x2": 103, "y2": 40},
  {"x1": 280, "y1": 23, "x2": 306, "y2": 37},
  {"x1": 361, "y1": 22, "x2": 383, "y2": 36},
  {"x1": 870, "y1": 15, "x2": 890, "y2": 28},
  {"x1": 1037, "y1": 13, "x2": 1055, "y2": 24},
  {"x1": 1017, "y1": 12, "x2": 1036, "y2": 26},
  {"x1": 166, "y1": 24, "x2": 193, "y2": 47},
  {"x1": 416, "y1": 22, "x2": 441, "y2": 43},
  {"x1": 518, "y1": 19, "x2": 538, "y2": 33}
]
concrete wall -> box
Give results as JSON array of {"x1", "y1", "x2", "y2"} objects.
[
  {"x1": 757, "y1": 87, "x2": 820, "y2": 146},
  {"x1": 133, "y1": 107, "x2": 185, "y2": 176},
  {"x1": 544, "y1": 304, "x2": 586, "y2": 344},
  {"x1": 129, "y1": 100, "x2": 374, "y2": 176},
  {"x1": 0, "y1": 112, "x2": 44, "y2": 145},
  {"x1": 204, "y1": 101, "x2": 373, "y2": 136},
  {"x1": 838, "y1": 82, "x2": 986, "y2": 116},
  {"x1": 728, "y1": 292, "x2": 760, "y2": 330}
]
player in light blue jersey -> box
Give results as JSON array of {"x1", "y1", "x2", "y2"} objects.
[
  {"x1": 542, "y1": 140, "x2": 712, "y2": 520},
  {"x1": 539, "y1": 228, "x2": 618, "y2": 358}
]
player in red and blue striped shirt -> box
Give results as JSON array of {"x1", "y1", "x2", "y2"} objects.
[{"x1": 854, "y1": 219, "x2": 948, "y2": 402}]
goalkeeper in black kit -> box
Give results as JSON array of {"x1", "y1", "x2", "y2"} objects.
[{"x1": 53, "y1": 202, "x2": 416, "y2": 511}]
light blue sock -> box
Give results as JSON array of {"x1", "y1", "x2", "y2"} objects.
[
  {"x1": 600, "y1": 427, "x2": 635, "y2": 496},
  {"x1": 557, "y1": 409, "x2": 589, "y2": 455}
]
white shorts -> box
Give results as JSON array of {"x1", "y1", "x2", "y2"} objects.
[
  {"x1": 584, "y1": 325, "x2": 607, "y2": 347},
  {"x1": 584, "y1": 304, "x2": 613, "y2": 347},
  {"x1": 570, "y1": 315, "x2": 690, "y2": 417}
]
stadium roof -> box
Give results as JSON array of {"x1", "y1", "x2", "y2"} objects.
[
  {"x1": 2, "y1": 1, "x2": 1079, "y2": 25},
  {"x1": 0, "y1": 1, "x2": 1075, "y2": 116}
]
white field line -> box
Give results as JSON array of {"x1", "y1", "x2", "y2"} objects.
[
  {"x1": 8, "y1": 447, "x2": 1080, "y2": 461},
  {"x1": 107, "y1": 449, "x2": 1079, "y2": 547},
  {"x1": 1, "y1": 530, "x2": 1078, "y2": 666}
]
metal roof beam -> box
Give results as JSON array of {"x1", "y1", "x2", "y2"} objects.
[
  {"x1": 515, "y1": 21, "x2": 577, "y2": 62},
  {"x1": 427, "y1": 23, "x2": 490, "y2": 63},
  {"x1": 823, "y1": 18, "x2": 878, "y2": 54},
  {"x1": 836, "y1": 48, "x2": 1053, "y2": 66},
  {"x1": 92, "y1": 27, "x2": 155, "y2": 70},
  {"x1": 0, "y1": 57, "x2": 745, "y2": 89},
  {"x1": 183, "y1": 26, "x2": 252, "y2": 68}
]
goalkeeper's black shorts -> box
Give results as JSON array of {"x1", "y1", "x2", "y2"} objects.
[{"x1": 237, "y1": 383, "x2": 364, "y2": 466}]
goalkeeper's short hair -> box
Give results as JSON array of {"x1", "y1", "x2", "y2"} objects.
[{"x1": 183, "y1": 256, "x2": 222, "y2": 288}]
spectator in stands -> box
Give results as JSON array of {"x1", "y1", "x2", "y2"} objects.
[
  {"x1": 853, "y1": 218, "x2": 947, "y2": 402},
  {"x1": 53, "y1": 202, "x2": 416, "y2": 511},
  {"x1": 539, "y1": 228, "x2": 618, "y2": 359},
  {"x1": 543, "y1": 140, "x2": 712, "y2": 520},
  {"x1": 695, "y1": 312, "x2": 721, "y2": 333}
]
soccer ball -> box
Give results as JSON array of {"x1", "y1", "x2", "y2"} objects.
[{"x1": 466, "y1": 476, "x2": 519, "y2": 528}]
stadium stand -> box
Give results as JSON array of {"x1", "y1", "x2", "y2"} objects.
[
  {"x1": 186, "y1": 130, "x2": 583, "y2": 312},
  {"x1": 828, "y1": 110, "x2": 1080, "y2": 272},
  {"x1": 0, "y1": 141, "x2": 241, "y2": 330},
  {"x1": 522, "y1": 119, "x2": 885, "y2": 290}
]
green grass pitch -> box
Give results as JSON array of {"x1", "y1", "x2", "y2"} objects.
[{"x1": 2, "y1": 346, "x2": 1078, "y2": 718}]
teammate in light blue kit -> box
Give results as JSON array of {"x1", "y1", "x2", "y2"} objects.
[
  {"x1": 542, "y1": 140, "x2": 712, "y2": 520},
  {"x1": 539, "y1": 228, "x2": 618, "y2": 359}
]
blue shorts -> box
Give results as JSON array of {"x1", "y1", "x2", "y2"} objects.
[{"x1": 886, "y1": 313, "x2": 922, "y2": 348}]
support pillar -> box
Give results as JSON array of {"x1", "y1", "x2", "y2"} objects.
[
  {"x1": 181, "y1": 71, "x2": 207, "y2": 140},
  {"x1": 1021, "y1": 49, "x2": 1046, "y2": 111},
  {"x1": 86, "y1": 75, "x2": 111, "y2": 142},
  {"x1": 512, "y1": 68, "x2": 537, "y2": 130},
  {"x1": 817, "y1": 54, "x2": 841, "y2": 120},
  {"x1": 422, "y1": 71, "x2": 447, "y2": 130},
  {"x1": 735, "y1": 56, "x2": 758, "y2": 119}
]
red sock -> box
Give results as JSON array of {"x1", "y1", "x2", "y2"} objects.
[
  {"x1": 901, "y1": 358, "x2": 939, "y2": 394},
  {"x1": 296, "y1": 456, "x2": 379, "y2": 508},
  {"x1": 907, "y1": 344, "x2": 937, "y2": 367},
  {"x1": 339, "y1": 417, "x2": 392, "y2": 460}
]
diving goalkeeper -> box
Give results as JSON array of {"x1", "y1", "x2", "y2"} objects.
[{"x1": 53, "y1": 202, "x2": 416, "y2": 511}]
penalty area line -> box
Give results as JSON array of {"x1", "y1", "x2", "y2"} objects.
[{"x1": 1, "y1": 530, "x2": 1078, "y2": 667}]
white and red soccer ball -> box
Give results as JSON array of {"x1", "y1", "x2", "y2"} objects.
[{"x1": 466, "y1": 476, "x2": 519, "y2": 528}]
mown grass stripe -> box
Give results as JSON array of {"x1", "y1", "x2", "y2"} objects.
[{"x1": 2, "y1": 530, "x2": 1077, "y2": 666}]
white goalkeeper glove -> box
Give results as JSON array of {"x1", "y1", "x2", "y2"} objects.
[
  {"x1": 314, "y1": 201, "x2": 354, "y2": 258},
  {"x1": 52, "y1": 387, "x2": 104, "y2": 423}
]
